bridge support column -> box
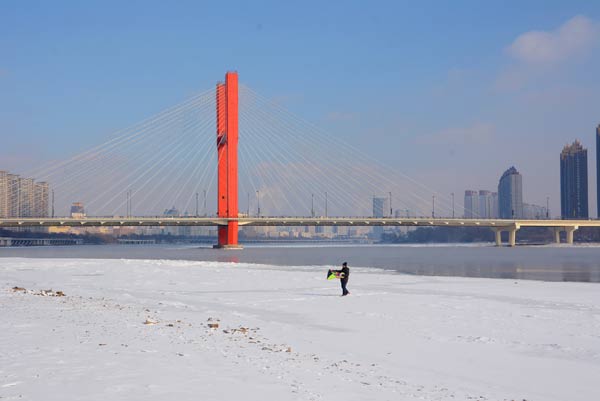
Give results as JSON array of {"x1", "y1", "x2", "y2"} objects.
[
  {"x1": 565, "y1": 226, "x2": 578, "y2": 245},
  {"x1": 553, "y1": 228, "x2": 561, "y2": 244},
  {"x1": 214, "y1": 71, "x2": 242, "y2": 249},
  {"x1": 508, "y1": 224, "x2": 520, "y2": 247},
  {"x1": 493, "y1": 229, "x2": 502, "y2": 247}
]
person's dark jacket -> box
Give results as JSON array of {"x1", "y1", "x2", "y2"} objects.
[{"x1": 341, "y1": 266, "x2": 350, "y2": 280}]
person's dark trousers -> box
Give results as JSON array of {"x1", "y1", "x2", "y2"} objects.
[{"x1": 340, "y1": 278, "x2": 349, "y2": 295}]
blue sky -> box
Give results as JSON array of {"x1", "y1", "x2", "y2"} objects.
[{"x1": 2, "y1": 0, "x2": 600, "y2": 215}]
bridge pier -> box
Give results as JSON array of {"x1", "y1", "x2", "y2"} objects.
[
  {"x1": 508, "y1": 224, "x2": 520, "y2": 247},
  {"x1": 553, "y1": 228, "x2": 561, "y2": 244},
  {"x1": 493, "y1": 229, "x2": 502, "y2": 247},
  {"x1": 565, "y1": 226, "x2": 578, "y2": 245},
  {"x1": 493, "y1": 225, "x2": 519, "y2": 247},
  {"x1": 215, "y1": 221, "x2": 241, "y2": 249},
  {"x1": 552, "y1": 226, "x2": 579, "y2": 245}
]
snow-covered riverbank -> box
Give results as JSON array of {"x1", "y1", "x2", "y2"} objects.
[{"x1": 1, "y1": 258, "x2": 599, "y2": 401}]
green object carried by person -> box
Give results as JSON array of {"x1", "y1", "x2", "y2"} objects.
[{"x1": 327, "y1": 269, "x2": 344, "y2": 280}]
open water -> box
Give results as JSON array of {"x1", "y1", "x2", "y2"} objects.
[{"x1": 1, "y1": 242, "x2": 600, "y2": 282}]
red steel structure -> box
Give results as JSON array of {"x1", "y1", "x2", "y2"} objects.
[{"x1": 215, "y1": 72, "x2": 240, "y2": 248}]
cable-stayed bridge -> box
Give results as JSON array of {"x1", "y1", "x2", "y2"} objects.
[
  {"x1": 2, "y1": 72, "x2": 598, "y2": 247},
  {"x1": 0, "y1": 216, "x2": 595, "y2": 247}
]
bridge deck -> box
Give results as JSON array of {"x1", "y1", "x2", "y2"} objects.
[{"x1": 0, "y1": 217, "x2": 598, "y2": 228}]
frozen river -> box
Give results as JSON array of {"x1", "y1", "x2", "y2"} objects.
[{"x1": 2, "y1": 242, "x2": 600, "y2": 282}]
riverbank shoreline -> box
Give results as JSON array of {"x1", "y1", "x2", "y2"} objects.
[{"x1": 2, "y1": 243, "x2": 600, "y2": 282}]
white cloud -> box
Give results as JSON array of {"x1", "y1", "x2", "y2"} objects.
[
  {"x1": 416, "y1": 122, "x2": 495, "y2": 146},
  {"x1": 496, "y1": 16, "x2": 600, "y2": 91},
  {"x1": 507, "y1": 15, "x2": 599, "y2": 64}
]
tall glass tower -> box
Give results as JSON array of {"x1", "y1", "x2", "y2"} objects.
[
  {"x1": 498, "y1": 166, "x2": 523, "y2": 219},
  {"x1": 560, "y1": 140, "x2": 588, "y2": 219}
]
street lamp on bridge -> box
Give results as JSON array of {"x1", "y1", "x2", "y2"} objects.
[
  {"x1": 126, "y1": 189, "x2": 132, "y2": 218},
  {"x1": 256, "y1": 190, "x2": 261, "y2": 217}
]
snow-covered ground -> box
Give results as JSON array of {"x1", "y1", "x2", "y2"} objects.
[{"x1": 1, "y1": 258, "x2": 599, "y2": 401}]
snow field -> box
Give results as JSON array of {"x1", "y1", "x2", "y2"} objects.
[{"x1": 1, "y1": 258, "x2": 599, "y2": 401}]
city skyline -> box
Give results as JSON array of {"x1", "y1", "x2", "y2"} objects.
[
  {"x1": 2, "y1": 123, "x2": 598, "y2": 219},
  {"x1": 2, "y1": 129, "x2": 598, "y2": 219}
]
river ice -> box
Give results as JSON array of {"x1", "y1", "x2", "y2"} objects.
[{"x1": 1, "y1": 257, "x2": 599, "y2": 401}]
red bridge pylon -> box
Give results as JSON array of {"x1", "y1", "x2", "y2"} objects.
[{"x1": 214, "y1": 71, "x2": 241, "y2": 249}]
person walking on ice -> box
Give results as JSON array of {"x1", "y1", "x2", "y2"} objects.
[
  {"x1": 340, "y1": 262, "x2": 350, "y2": 296},
  {"x1": 327, "y1": 262, "x2": 350, "y2": 296}
]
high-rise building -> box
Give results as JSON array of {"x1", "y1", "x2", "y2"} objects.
[
  {"x1": 560, "y1": 140, "x2": 588, "y2": 219},
  {"x1": 464, "y1": 190, "x2": 478, "y2": 218},
  {"x1": 34, "y1": 182, "x2": 49, "y2": 217},
  {"x1": 0, "y1": 171, "x2": 7, "y2": 218},
  {"x1": 372, "y1": 197, "x2": 386, "y2": 217},
  {"x1": 478, "y1": 190, "x2": 492, "y2": 218},
  {"x1": 19, "y1": 178, "x2": 35, "y2": 217},
  {"x1": 372, "y1": 196, "x2": 387, "y2": 238},
  {"x1": 498, "y1": 166, "x2": 523, "y2": 219},
  {"x1": 7, "y1": 174, "x2": 19, "y2": 217},
  {"x1": 0, "y1": 171, "x2": 49, "y2": 217},
  {"x1": 596, "y1": 124, "x2": 600, "y2": 218},
  {"x1": 465, "y1": 190, "x2": 498, "y2": 219}
]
